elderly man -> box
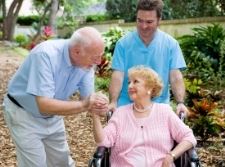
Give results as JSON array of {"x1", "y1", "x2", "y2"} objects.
[
  {"x1": 109, "y1": 0, "x2": 188, "y2": 115},
  {"x1": 3, "y1": 27, "x2": 108, "y2": 167}
]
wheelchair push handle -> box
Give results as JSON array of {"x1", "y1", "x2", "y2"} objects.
[
  {"x1": 107, "y1": 110, "x2": 113, "y2": 122},
  {"x1": 188, "y1": 148, "x2": 200, "y2": 162},
  {"x1": 179, "y1": 111, "x2": 186, "y2": 121},
  {"x1": 94, "y1": 146, "x2": 107, "y2": 158}
]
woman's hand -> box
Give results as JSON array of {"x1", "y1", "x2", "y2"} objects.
[
  {"x1": 108, "y1": 101, "x2": 117, "y2": 112},
  {"x1": 161, "y1": 154, "x2": 174, "y2": 167},
  {"x1": 85, "y1": 92, "x2": 109, "y2": 115}
]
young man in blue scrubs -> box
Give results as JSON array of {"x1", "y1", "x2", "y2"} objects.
[
  {"x1": 109, "y1": 0, "x2": 188, "y2": 114},
  {"x1": 3, "y1": 27, "x2": 109, "y2": 167}
]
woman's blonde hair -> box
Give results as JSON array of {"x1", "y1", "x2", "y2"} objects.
[{"x1": 128, "y1": 65, "x2": 163, "y2": 98}]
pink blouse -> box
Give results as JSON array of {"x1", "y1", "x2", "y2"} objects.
[{"x1": 98, "y1": 103, "x2": 197, "y2": 167}]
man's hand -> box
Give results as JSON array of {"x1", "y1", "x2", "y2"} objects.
[
  {"x1": 176, "y1": 103, "x2": 189, "y2": 117},
  {"x1": 84, "y1": 92, "x2": 109, "y2": 115}
]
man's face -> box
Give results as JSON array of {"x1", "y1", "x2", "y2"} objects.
[
  {"x1": 70, "y1": 44, "x2": 104, "y2": 69},
  {"x1": 136, "y1": 10, "x2": 160, "y2": 42},
  {"x1": 83, "y1": 46, "x2": 104, "y2": 69}
]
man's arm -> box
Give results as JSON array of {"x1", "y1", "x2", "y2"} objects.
[
  {"x1": 109, "y1": 70, "x2": 124, "y2": 111},
  {"x1": 36, "y1": 93, "x2": 109, "y2": 116},
  {"x1": 169, "y1": 69, "x2": 188, "y2": 114}
]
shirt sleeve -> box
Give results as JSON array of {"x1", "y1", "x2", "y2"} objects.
[
  {"x1": 170, "y1": 40, "x2": 187, "y2": 70},
  {"x1": 26, "y1": 52, "x2": 55, "y2": 98},
  {"x1": 167, "y1": 106, "x2": 197, "y2": 147},
  {"x1": 78, "y1": 69, "x2": 95, "y2": 99},
  {"x1": 111, "y1": 40, "x2": 125, "y2": 72}
]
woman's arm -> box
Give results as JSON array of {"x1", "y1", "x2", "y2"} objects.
[
  {"x1": 162, "y1": 106, "x2": 197, "y2": 167},
  {"x1": 92, "y1": 114, "x2": 105, "y2": 143},
  {"x1": 162, "y1": 141, "x2": 193, "y2": 167}
]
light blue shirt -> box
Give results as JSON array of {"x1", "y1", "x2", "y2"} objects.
[
  {"x1": 8, "y1": 39, "x2": 94, "y2": 117},
  {"x1": 112, "y1": 29, "x2": 186, "y2": 106}
]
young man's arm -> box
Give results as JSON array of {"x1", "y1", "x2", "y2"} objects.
[
  {"x1": 170, "y1": 69, "x2": 188, "y2": 115},
  {"x1": 109, "y1": 70, "x2": 124, "y2": 111}
]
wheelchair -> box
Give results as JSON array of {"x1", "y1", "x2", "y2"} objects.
[{"x1": 89, "y1": 111, "x2": 201, "y2": 167}]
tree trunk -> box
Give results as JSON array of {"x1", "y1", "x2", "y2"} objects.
[
  {"x1": 48, "y1": 0, "x2": 59, "y2": 35},
  {"x1": 2, "y1": 0, "x2": 23, "y2": 41},
  {"x1": 0, "y1": 0, "x2": 6, "y2": 40}
]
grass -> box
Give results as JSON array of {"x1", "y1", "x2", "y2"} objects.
[
  {"x1": 0, "y1": 42, "x2": 28, "y2": 57},
  {"x1": 12, "y1": 47, "x2": 29, "y2": 57}
]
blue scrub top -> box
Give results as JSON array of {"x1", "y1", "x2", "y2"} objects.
[{"x1": 112, "y1": 29, "x2": 186, "y2": 106}]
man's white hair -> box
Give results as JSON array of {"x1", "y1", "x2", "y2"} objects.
[{"x1": 69, "y1": 27, "x2": 103, "y2": 48}]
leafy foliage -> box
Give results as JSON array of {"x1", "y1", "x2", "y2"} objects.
[
  {"x1": 95, "y1": 56, "x2": 111, "y2": 77},
  {"x1": 164, "y1": 0, "x2": 225, "y2": 19},
  {"x1": 188, "y1": 99, "x2": 224, "y2": 142},
  {"x1": 102, "y1": 27, "x2": 126, "y2": 57},
  {"x1": 27, "y1": 26, "x2": 55, "y2": 50},
  {"x1": 184, "y1": 78, "x2": 202, "y2": 106},
  {"x1": 179, "y1": 24, "x2": 225, "y2": 82},
  {"x1": 86, "y1": 14, "x2": 109, "y2": 22},
  {"x1": 106, "y1": 0, "x2": 137, "y2": 22},
  {"x1": 14, "y1": 34, "x2": 29, "y2": 47},
  {"x1": 95, "y1": 76, "x2": 110, "y2": 93},
  {"x1": 16, "y1": 15, "x2": 41, "y2": 26},
  {"x1": 95, "y1": 27, "x2": 126, "y2": 91},
  {"x1": 105, "y1": 0, "x2": 225, "y2": 21}
]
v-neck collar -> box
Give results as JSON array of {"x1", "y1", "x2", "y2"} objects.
[{"x1": 134, "y1": 29, "x2": 159, "y2": 49}]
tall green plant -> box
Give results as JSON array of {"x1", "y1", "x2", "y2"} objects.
[
  {"x1": 103, "y1": 27, "x2": 126, "y2": 57},
  {"x1": 95, "y1": 27, "x2": 126, "y2": 79},
  {"x1": 217, "y1": 39, "x2": 225, "y2": 86},
  {"x1": 179, "y1": 23, "x2": 225, "y2": 81}
]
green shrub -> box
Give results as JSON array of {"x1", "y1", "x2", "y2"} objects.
[
  {"x1": 17, "y1": 15, "x2": 42, "y2": 26},
  {"x1": 106, "y1": 0, "x2": 137, "y2": 22},
  {"x1": 86, "y1": 14, "x2": 109, "y2": 22},
  {"x1": 14, "y1": 34, "x2": 29, "y2": 47},
  {"x1": 179, "y1": 23, "x2": 225, "y2": 81},
  {"x1": 95, "y1": 76, "x2": 110, "y2": 93},
  {"x1": 103, "y1": 27, "x2": 126, "y2": 57}
]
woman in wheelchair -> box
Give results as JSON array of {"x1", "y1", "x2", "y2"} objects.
[{"x1": 91, "y1": 66, "x2": 197, "y2": 167}]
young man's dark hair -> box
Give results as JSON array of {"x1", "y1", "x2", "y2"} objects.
[{"x1": 136, "y1": 0, "x2": 164, "y2": 18}]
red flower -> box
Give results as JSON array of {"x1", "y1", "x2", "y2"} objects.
[{"x1": 43, "y1": 26, "x2": 53, "y2": 38}]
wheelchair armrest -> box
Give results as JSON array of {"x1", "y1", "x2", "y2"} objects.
[
  {"x1": 188, "y1": 148, "x2": 200, "y2": 162},
  {"x1": 93, "y1": 146, "x2": 108, "y2": 159}
]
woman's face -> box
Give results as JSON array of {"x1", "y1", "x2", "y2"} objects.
[{"x1": 128, "y1": 76, "x2": 149, "y2": 102}]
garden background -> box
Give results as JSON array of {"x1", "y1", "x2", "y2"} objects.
[{"x1": 0, "y1": 0, "x2": 225, "y2": 166}]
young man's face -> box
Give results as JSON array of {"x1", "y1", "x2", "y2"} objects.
[{"x1": 136, "y1": 10, "x2": 160, "y2": 42}]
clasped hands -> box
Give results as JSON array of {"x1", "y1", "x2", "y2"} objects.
[{"x1": 84, "y1": 92, "x2": 109, "y2": 116}]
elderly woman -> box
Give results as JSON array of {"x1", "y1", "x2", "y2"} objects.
[{"x1": 91, "y1": 66, "x2": 197, "y2": 167}]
